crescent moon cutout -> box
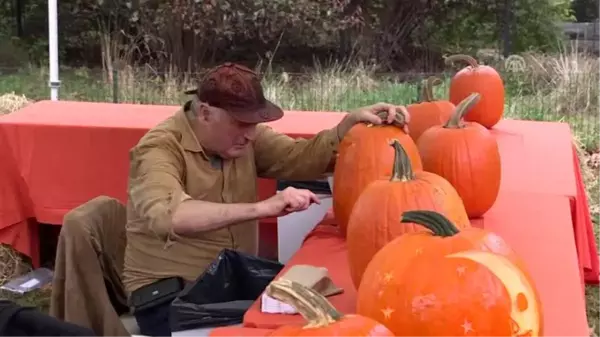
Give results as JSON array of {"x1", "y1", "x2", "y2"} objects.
[{"x1": 447, "y1": 251, "x2": 541, "y2": 337}]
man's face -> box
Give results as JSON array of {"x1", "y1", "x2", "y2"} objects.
[{"x1": 199, "y1": 105, "x2": 257, "y2": 159}]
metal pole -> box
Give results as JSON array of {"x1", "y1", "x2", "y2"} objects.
[
  {"x1": 48, "y1": 0, "x2": 60, "y2": 100},
  {"x1": 502, "y1": 0, "x2": 512, "y2": 57},
  {"x1": 113, "y1": 69, "x2": 119, "y2": 103}
]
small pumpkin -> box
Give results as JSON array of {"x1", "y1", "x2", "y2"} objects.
[
  {"x1": 446, "y1": 54, "x2": 505, "y2": 128},
  {"x1": 333, "y1": 112, "x2": 422, "y2": 237},
  {"x1": 417, "y1": 92, "x2": 501, "y2": 218},
  {"x1": 407, "y1": 76, "x2": 455, "y2": 142},
  {"x1": 357, "y1": 210, "x2": 543, "y2": 336},
  {"x1": 346, "y1": 139, "x2": 470, "y2": 289},
  {"x1": 265, "y1": 279, "x2": 394, "y2": 336}
]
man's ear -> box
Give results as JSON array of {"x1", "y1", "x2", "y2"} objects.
[{"x1": 197, "y1": 102, "x2": 212, "y2": 123}]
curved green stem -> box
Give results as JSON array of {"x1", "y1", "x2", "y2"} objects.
[
  {"x1": 444, "y1": 93, "x2": 481, "y2": 128},
  {"x1": 444, "y1": 54, "x2": 480, "y2": 68},
  {"x1": 266, "y1": 279, "x2": 342, "y2": 329},
  {"x1": 421, "y1": 76, "x2": 442, "y2": 102},
  {"x1": 389, "y1": 139, "x2": 414, "y2": 182},
  {"x1": 401, "y1": 210, "x2": 460, "y2": 236}
]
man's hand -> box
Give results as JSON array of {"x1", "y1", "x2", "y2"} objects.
[
  {"x1": 337, "y1": 102, "x2": 411, "y2": 139},
  {"x1": 258, "y1": 187, "x2": 321, "y2": 217}
]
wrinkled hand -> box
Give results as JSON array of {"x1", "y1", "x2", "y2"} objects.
[
  {"x1": 352, "y1": 102, "x2": 410, "y2": 130},
  {"x1": 337, "y1": 102, "x2": 411, "y2": 139},
  {"x1": 258, "y1": 187, "x2": 321, "y2": 218}
]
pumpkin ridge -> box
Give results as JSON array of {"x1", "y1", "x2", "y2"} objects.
[
  {"x1": 445, "y1": 93, "x2": 481, "y2": 128},
  {"x1": 401, "y1": 210, "x2": 460, "y2": 236}
]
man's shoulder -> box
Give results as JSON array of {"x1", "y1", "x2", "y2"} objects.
[{"x1": 132, "y1": 113, "x2": 184, "y2": 156}]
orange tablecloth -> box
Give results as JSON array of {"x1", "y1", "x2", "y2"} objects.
[
  {"x1": 0, "y1": 101, "x2": 597, "y2": 284},
  {"x1": 243, "y1": 191, "x2": 589, "y2": 336}
]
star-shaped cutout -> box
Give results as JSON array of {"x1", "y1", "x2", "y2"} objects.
[
  {"x1": 381, "y1": 307, "x2": 395, "y2": 320},
  {"x1": 415, "y1": 248, "x2": 423, "y2": 255},
  {"x1": 461, "y1": 319, "x2": 474, "y2": 334},
  {"x1": 382, "y1": 272, "x2": 393, "y2": 283},
  {"x1": 456, "y1": 265, "x2": 466, "y2": 276}
]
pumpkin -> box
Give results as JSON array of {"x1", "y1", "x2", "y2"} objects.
[
  {"x1": 417, "y1": 92, "x2": 501, "y2": 218},
  {"x1": 446, "y1": 54, "x2": 505, "y2": 128},
  {"x1": 407, "y1": 76, "x2": 455, "y2": 142},
  {"x1": 357, "y1": 210, "x2": 542, "y2": 336},
  {"x1": 333, "y1": 112, "x2": 422, "y2": 237},
  {"x1": 265, "y1": 279, "x2": 394, "y2": 336},
  {"x1": 346, "y1": 139, "x2": 470, "y2": 289}
]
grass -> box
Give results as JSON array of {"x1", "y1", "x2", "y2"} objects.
[{"x1": 0, "y1": 49, "x2": 599, "y2": 335}]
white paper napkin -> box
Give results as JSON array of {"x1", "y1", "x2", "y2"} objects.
[{"x1": 260, "y1": 293, "x2": 298, "y2": 314}]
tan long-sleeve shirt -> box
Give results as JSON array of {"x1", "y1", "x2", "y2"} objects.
[{"x1": 123, "y1": 108, "x2": 340, "y2": 293}]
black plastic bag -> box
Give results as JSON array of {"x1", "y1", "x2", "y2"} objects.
[{"x1": 170, "y1": 249, "x2": 284, "y2": 332}]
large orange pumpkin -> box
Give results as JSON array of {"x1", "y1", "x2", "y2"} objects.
[
  {"x1": 417, "y1": 92, "x2": 501, "y2": 218},
  {"x1": 265, "y1": 279, "x2": 394, "y2": 336},
  {"x1": 407, "y1": 76, "x2": 455, "y2": 142},
  {"x1": 357, "y1": 210, "x2": 543, "y2": 336},
  {"x1": 446, "y1": 54, "x2": 505, "y2": 128},
  {"x1": 333, "y1": 112, "x2": 422, "y2": 237},
  {"x1": 346, "y1": 139, "x2": 470, "y2": 289}
]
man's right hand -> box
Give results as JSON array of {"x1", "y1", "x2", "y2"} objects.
[{"x1": 258, "y1": 187, "x2": 321, "y2": 218}]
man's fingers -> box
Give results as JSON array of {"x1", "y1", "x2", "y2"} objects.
[
  {"x1": 364, "y1": 113, "x2": 382, "y2": 125},
  {"x1": 308, "y1": 192, "x2": 321, "y2": 205},
  {"x1": 386, "y1": 106, "x2": 396, "y2": 124},
  {"x1": 397, "y1": 105, "x2": 410, "y2": 124}
]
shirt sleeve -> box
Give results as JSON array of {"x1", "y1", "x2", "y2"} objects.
[
  {"x1": 253, "y1": 124, "x2": 340, "y2": 180},
  {"x1": 128, "y1": 134, "x2": 191, "y2": 237}
]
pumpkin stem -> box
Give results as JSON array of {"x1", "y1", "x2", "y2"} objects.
[
  {"x1": 389, "y1": 139, "x2": 414, "y2": 182},
  {"x1": 444, "y1": 93, "x2": 481, "y2": 128},
  {"x1": 367, "y1": 110, "x2": 407, "y2": 129},
  {"x1": 421, "y1": 76, "x2": 442, "y2": 102},
  {"x1": 401, "y1": 210, "x2": 460, "y2": 236},
  {"x1": 266, "y1": 279, "x2": 342, "y2": 329},
  {"x1": 444, "y1": 54, "x2": 480, "y2": 68}
]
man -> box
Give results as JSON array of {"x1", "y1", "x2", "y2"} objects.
[{"x1": 123, "y1": 62, "x2": 410, "y2": 336}]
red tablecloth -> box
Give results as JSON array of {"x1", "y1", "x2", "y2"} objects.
[
  {"x1": 209, "y1": 327, "x2": 274, "y2": 336},
  {"x1": 491, "y1": 121, "x2": 599, "y2": 284},
  {"x1": 244, "y1": 191, "x2": 590, "y2": 336},
  {"x1": 0, "y1": 101, "x2": 342, "y2": 266},
  {"x1": 0, "y1": 100, "x2": 597, "y2": 284}
]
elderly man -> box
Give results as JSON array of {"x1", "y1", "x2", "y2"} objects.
[{"x1": 123, "y1": 62, "x2": 409, "y2": 336}]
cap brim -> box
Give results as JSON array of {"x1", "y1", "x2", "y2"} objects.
[{"x1": 229, "y1": 100, "x2": 284, "y2": 124}]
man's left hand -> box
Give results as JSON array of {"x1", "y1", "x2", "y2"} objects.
[{"x1": 337, "y1": 102, "x2": 411, "y2": 139}]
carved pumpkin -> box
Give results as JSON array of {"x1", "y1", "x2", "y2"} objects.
[
  {"x1": 407, "y1": 76, "x2": 455, "y2": 142},
  {"x1": 446, "y1": 54, "x2": 505, "y2": 128},
  {"x1": 357, "y1": 210, "x2": 542, "y2": 337},
  {"x1": 333, "y1": 113, "x2": 422, "y2": 237},
  {"x1": 346, "y1": 140, "x2": 470, "y2": 289},
  {"x1": 266, "y1": 279, "x2": 394, "y2": 336},
  {"x1": 417, "y1": 93, "x2": 501, "y2": 218}
]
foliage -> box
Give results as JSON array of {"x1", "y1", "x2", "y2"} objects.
[{"x1": 0, "y1": 0, "x2": 578, "y2": 70}]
